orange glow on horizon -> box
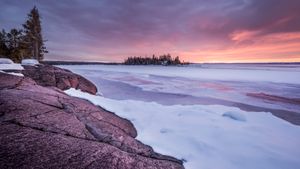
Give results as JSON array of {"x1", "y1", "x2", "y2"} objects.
[
  {"x1": 46, "y1": 32, "x2": 300, "y2": 63},
  {"x1": 181, "y1": 32, "x2": 300, "y2": 63}
]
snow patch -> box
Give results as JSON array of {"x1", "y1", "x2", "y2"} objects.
[
  {"x1": 0, "y1": 64, "x2": 23, "y2": 70},
  {"x1": 0, "y1": 58, "x2": 13, "y2": 64},
  {"x1": 0, "y1": 58, "x2": 23, "y2": 70},
  {"x1": 6, "y1": 72, "x2": 24, "y2": 77},
  {"x1": 21, "y1": 59, "x2": 39, "y2": 65},
  {"x1": 0, "y1": 69, "x2": 24, "y2": 77}
]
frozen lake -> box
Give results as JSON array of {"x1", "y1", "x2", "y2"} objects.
[
  {"x1": 61, "y1": 64, "x2": 300, "y2": 169},
  {"x1": 60, "y1": 64, "x2": 300, "y2": 119}
]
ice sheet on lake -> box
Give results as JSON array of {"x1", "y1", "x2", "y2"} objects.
[
  {"x1": 59, "y1": 64, "x2": 300, "y2": 113},
  {"x1": 59, "y1": 64, "x2": 300, "y2": 84}
]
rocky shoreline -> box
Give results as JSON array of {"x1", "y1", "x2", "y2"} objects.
[{"x1": 0, "y1": 65, "x2": 184, "y2": 169}]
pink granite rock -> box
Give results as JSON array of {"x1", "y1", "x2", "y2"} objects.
[
  {"x1": 22, "y1": 64, "x2": 97, "y2": 95},
  {"x1": 0, "y1": 72, "x2": 184, "y2": 169}
]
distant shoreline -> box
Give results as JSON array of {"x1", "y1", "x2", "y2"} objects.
[
  {"x1": 42, "y1": 61, "x2": 122, "y2": 65},
  {"x1": 42, "y1": 60, "x2": 300, "y2": 65}
]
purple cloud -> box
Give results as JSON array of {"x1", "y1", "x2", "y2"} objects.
[{"x1": 0, "y1": 0, "x2": 299, "y2": 62}]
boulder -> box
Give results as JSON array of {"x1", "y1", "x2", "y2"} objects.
[
  {"x1": 0, "y1": 72, "x2": 184, "y2": 169},
  {"x1": 22, "y1": 64, "x2": 97, "y2": 95}
]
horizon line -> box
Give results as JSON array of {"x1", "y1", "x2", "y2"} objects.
[{"x1": 43, "y1": 60, "x2": 300, "y2": 64}]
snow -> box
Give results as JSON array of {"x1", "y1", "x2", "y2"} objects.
[
  {"x1": 21, "y1": 59, "x2": 39, "y2": 65},
  {"x1": 0, "y1": 63, "x2": 24, "y2": 70},
  {"x1": 66, "y1": 88, "x2": 300, "y2": 169},
  {"x1": 0, "y1": 58, "x2": 23, "y2": 70},
  {"x1": 6, "y1": 72, "x2": 24, "y2": 77},
  {"x1": 0, "y1": 70, "x2": 24, "y2": 77},
  {"x1": 0, "y1": 58, "x2": 13, "y2": 64}
]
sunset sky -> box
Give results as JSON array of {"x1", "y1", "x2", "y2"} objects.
[{"x1": 1, "y1": 0, "x2": 300, "y2": 63}]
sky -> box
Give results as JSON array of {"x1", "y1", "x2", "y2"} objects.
[{"x1": 1, "y1": 0, "x2": 300, "y2": 63}]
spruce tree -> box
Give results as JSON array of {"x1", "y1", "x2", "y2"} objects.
[
  {"x1": 23, "y1": 6, "x2": 47, "y2": 61},
  {"x1": 0, "y1": 29, "x2": 9, "y2": 56},
  {"x1": 7, "y1": 29, "x2": 24, "y2": 62}
]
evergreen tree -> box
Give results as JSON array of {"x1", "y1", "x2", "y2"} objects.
[
  {"x1": 6, "y1": 29, "x2": 24, "y2": 62},
  {"x1": 174, "y1": 56, "x2": 180, "y2": 64},
  {"x1": 124, "y1": 54, "x2": 184, "y2": 65},
  {"x1": 0, "y1": 29, "x2": 9, "y2": 56},
  {"x1": 23, "y1": 6, "x2": 47, "y2": 61}
]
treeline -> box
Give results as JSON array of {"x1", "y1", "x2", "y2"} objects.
[
  {"x1": 124, "y1": 54, "x2": 187, "y2": 65},
  {"x1": 0, "y1": 6, "x2": 47, "y2": 63}
]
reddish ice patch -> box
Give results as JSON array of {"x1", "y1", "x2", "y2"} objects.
[
  {"x1": 113, "y1": 76, "x2": 161, "y2": 85},
  {"x1": 200, "y1": 82, "x2": 233, "y2": 91},
  {"x1": 247, "y1": 92, "x2": 300, "y2": 105}
]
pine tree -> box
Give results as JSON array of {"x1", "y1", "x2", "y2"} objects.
[
  {"x1": 23, "y1": 6, "x2": 47, "y2": 61},
  {"x1": 0, "y1": 29, "x2": 9, "y2": 56},
  {"x1": 174, "y1": 56, "x2": 181, "y2": 64},
  {"x1": 124, "y1": 54, "x2": 184, "y2": 65},
  {"x1": 6, "y1": 29, "x2": 24, "y2": 62}
]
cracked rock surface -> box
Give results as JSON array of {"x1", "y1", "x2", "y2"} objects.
[
  {"x1": 22, "y1": 64, "x2": 97, "y2": 95},
  {"x1": 0, "y1": 71, "x2": 184, "y2": 169}
]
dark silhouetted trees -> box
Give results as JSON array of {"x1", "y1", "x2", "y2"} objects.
[
  {"x1": 0, "y1": 29, "x2": 9, "y2": 57},
  {"x1": 23, "y1": 6, "x2": 47, "y2": 61},
  {"x1": 0, "y1": 6, "x2": 47, "y2": 63},
  {"x1": 124, "y1": 54, "x2": 187, "y2": 65},
  {"x1": 6, "y1": 29, "x2": 25, "y2": 62},
  {"x1": 0, "y1": 29, "x2": 26, "y2": 62}
]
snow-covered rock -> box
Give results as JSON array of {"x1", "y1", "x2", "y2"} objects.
[
  {"x1": 0, "y1": 58, "x2": 13, "y2": 64},
  {"x1": 0, "y1": 64, "x2": 23, "y2": 70},
  {"x1": 21, "y1": 59, "x2": 39, "y2": 65},
  {"x1": 0, "y1": 58, "x2": 23, "y2": 71},
  {"x1": 6, "y1": 72, "x2": 24, "y2": 77}
]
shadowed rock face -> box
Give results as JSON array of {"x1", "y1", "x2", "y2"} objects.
[
  {"x1": 0, "y1": 72, "x2": 184, "y2": 169},
  {"x1": 22, "y1": 64, "x2": 97, "y2": 95}
]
